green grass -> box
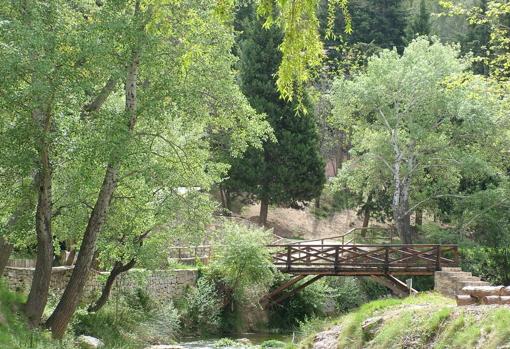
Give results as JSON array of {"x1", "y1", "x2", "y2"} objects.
[
  {"x1": 0, "y1": 282, "x2": 75, "y2": 349},
  {"x1": 298, "y1": 292, "x2": 510, "y2": 349}
]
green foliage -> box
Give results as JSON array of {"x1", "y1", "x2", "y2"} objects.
[
  {"x1": 214, "y1": 338, "x2": 239, "y2": 347},
  {"x1": 268, "y1": 274, "x2": 330, "y2": 330},
  {"x1": 326, "y1": 277, "x2": 388, "y2": 313},
  {"x1": 73, "y1": 289, "x2": 180, "y2": 349},
  {"x1": 0, "y1": 282, "x2": 74, "y2": 349},
  {"x1": 461, "y1": 247, "x2": 510, "y2": 285},
  {"x1": 181, "y1": 277, "x2": 222, "y2": 335},
  {"x1": 226, "y1": 6, "x2": 326, "y2": 213},
  {"x1": 261, "y1": 339, "x2": 287, "y2": 349},
  {"x1": 210, "y1": 222, "x2": 275, "y2": 301},
  {"x1": 408, "y1": 0, "x2": 431, "y2": 38},
  {"x1": 330, "y1": 36, "x2": 508, "y2": 240}
]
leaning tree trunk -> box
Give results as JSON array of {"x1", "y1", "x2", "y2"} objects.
[
  {"x1": 259, "y1": 197, "x2": 269, "y2": 226},
  {"x1": 46, "y1": 48, "x2": 140, "y2": 339},
  {"x1": 25, "y1": 109, "x2": 54, "y2": 327},
  {"x1": 87, "y1": 259, "x2": 136, "y2": 313},
  {"x1": 0, "y1": 237, "x2": 13, "y2": 277}
]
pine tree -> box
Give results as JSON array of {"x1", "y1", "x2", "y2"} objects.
[
  {"x1": 409, "y1": 0, "x2": 431, "y2": 37},
  {"x1": 226, "y1": 7, "x2": 326, "y2": 225},
  {"x1": 347, "y1": 0, "x2": 407, "y2": 52}
]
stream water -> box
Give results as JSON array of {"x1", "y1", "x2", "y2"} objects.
[{"x1": 179, "y1": 333, "x2": 293, "y2": 349}]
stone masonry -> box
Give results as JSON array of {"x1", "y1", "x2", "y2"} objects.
[
  {"x1": 434, "y1": 267, "x2": 490, "y2": 298},
  {"x1": 3, "y1": 266, "x2": 197, "y2": 303}
]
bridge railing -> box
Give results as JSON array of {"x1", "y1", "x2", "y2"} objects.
[
  {"x1": 288, "y1": 227, "x2": 397, "y2": 246},
  {"x1": 267, "y1": 244, "x2": 459, "y2": 275}
]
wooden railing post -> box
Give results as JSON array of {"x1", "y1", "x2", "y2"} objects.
[
  {"x1": 384, "y1": 247, "x2": 389, "y2": 274},
  {"x1": 286, "y1": 246, "x2": 292, "y2": 272},
  {"x1": 334, "y1": 246, "x2": 339, "y2": 273},
  {"x1": 306, "y1": 246, "x2": 311, "y2": 265},
  {"x1": 435, "y1": 245, "x2": 441, "y2": 271}
]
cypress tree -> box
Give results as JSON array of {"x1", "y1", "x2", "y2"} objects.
[{"x1": 226, "y1": 7, "x2": 326, "y2": 225}]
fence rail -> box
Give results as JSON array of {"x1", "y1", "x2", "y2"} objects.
[{"x1": 268, "y1": 244, "x2": 459, "y2": 275}]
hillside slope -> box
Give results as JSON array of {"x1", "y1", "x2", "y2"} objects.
[{"x1": 300, "y1": 293, "x2": 510, "y2": 349}]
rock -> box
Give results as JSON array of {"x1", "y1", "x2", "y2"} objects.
[
  {"x1": 237, "y1": 338, "x2": 252, "y2": 346},
  {"x1": 456, "y1": 294, "x2": 478, "y2": 306},
  {"x1": 362, "y1": 316, "x2": 384, "y2": 339},
  {"x1": 0, "y1": 312, "x2": 6, "y2": 326},
  {"x1": 313, "y1": 325, "x2": 342, "y2": 349},
  {"x1": 144, "y1": 346, "x2": 185, "y2": 349},
  {"x1": 76, "y1": 335, "x2": 104, "y2": 349}
]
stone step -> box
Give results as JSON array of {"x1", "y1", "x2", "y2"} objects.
[
  {"x1": 458, "y1": 281, "x2": 490, "y2": 287},
  {"x1": 441, "y1": 267, "x2": 462, "y2": 272}
]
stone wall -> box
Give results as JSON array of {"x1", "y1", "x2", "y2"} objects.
[
  {"x1": 434, "y1": 267, "x2": 490, "y2": 298},
  {"x1": 2, "y1": 266, "x2": 197, "y2": 303}
]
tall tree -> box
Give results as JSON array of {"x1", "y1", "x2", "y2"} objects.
[
  {"x1": 330, "y1": 37, "x2": 506, "y2": 243},
  {"x1": 225, "y1": 7, "x2": 326, "y2": 225}
]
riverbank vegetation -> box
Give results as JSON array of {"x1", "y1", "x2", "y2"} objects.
[{"x1": 298, "y1": 293, "x2": 510, "y2": 349}]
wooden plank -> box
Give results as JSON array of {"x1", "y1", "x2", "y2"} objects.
[
  {"x1": 263, "y1": 274, "x2": 307, "y2": 301},
  {"x1": 271, "y1": 275, "x2": 324, "y2": 304}
]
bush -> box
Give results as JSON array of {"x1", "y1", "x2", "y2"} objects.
[
  {"x1": 261, "y1": 339, "x2": 287, "y2": 348},
  {"x1": 210, "y1": 222, "x2": 275, "y2": 301},
  {"x1": 181, "y1": 277, "x2": 222, "y2": 335},
  {"x1": 73, "y1": 289, "x2": 180, "y2": 348}
]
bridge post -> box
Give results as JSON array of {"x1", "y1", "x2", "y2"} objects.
[
  {"x1": 334, "y1": 246, "x2": 339, "y2": 273},
  {"x1": 286, "y1": 246, "x2": 292, "y2": 272},
  {"x1": 435, "y1": 245, "x2": 441, "y2": 271},
  {"x1": 384, "y1": 247, "x2": 389, "y2": 274}
]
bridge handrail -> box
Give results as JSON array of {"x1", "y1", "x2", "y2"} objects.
[
  {"x1": 268, "y1": 243, "x2": 460, "y2": 274},
  {"x1": 289, "y1": 227, "x2": 395, "y2": 246}
]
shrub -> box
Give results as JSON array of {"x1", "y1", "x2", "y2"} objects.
[
  {"x1": 210, "y1": 222, "x2": 275, "y2": 301},
  {"x1": 261, "y1": 340, "x2": 286, "y2": 349},
  {"x1": 181, "y1": 277, "x2": 222, "y2": 335},
  {"x1": 214, "y1": 337, "x2": 239, "y2": 347}
]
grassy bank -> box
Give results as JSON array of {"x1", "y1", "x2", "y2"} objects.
[{"x1": 298, "y1": 293, "x2": 510, "y2": 349}]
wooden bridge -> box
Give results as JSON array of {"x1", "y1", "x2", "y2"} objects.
[
  {"x1": 168, "y1": 228, "x2": 460, "y2": 304},
  {"x1": 263, "y1": 229, "x2": 460, "y2": 304}
]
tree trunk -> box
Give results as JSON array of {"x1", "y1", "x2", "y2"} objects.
[
  {"x1": 0, "y1": 237, "x2": 13, "y2": 277},
  {"x1": 259, "y1": 198, "x2": 269, "y2": 226},
  {"x1": 315, "y1": 193, "x2": 321, "y2": 209},
  {"x1": 46, "y1": 45, "x2": 140, "y2": 339},
  {"x1": 393, "y1": 188, "x2": 412, "y2": 244},
  {"x1": 415, "y1": 209, "x2": 423, "y2": 226},
  {"x1": 25, "y1": 109, "x2": 54, "y2": 327},
  {"x1": 87, "y1": 259, "x2": 136, "y2": 313},
  {"x1": 362, "y1": 206, "x2": 370, "y2": 229}
]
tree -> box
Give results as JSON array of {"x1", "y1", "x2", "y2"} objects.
[
  {"x1": 1, "y1": 0, "x2": 270, "y2": 337},
  {"x1": 330, "y1": 37, "x2": 506, "y2": 243},
  {"x1": 440, "y1": 0, "x2": 510, "y2": 80},
  {"x1": 225, "y1": 8, "x2": 326, "y2": 225},
  {"x1": 408, "y1": 0, "x2": 431, "y2": 37},
  {"x1": 345, "y1": 0, "x2": 407, "y2": 52}
]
